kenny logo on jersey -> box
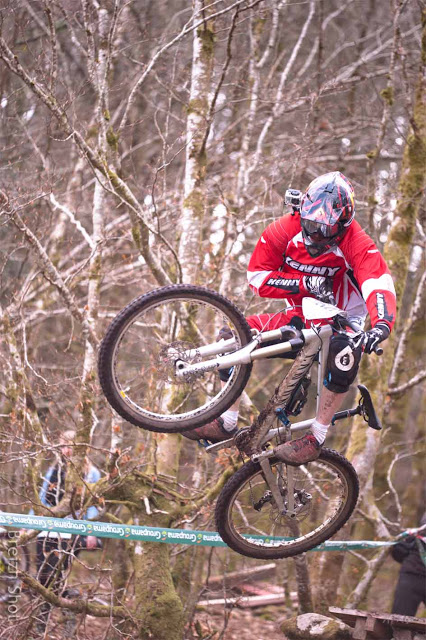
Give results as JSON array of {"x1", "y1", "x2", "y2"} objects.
[
  {"x1": 285, "y1": 256, "x2": 341, "y2": 277},
  {"x1": 265, "y1": 277, "x2": 299, "y2": 291}
]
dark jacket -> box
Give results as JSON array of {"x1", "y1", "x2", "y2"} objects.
[{"x1": 391, "y1": 535, "x2": 426, "y2": 577}]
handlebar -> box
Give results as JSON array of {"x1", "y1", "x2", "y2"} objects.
[
  {"x1": 337, "y1": 316, "x2": 362, "y2": 333},
  {"x1": 333, "y1": 314, "x2": 383, "y2": 356}
]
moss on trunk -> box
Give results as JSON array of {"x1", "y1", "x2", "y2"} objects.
[
  {"x1": 337, "y1": 7, "x2": 426, "y2": 607},
  {"x1": 132, "y1": 541, "x2": 184, "y2": 640}
]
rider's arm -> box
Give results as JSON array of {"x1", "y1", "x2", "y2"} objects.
[
  {"x1": 341, "y1": 222, "x2": 396, "y2": 331},
  {"x1": 247, "y1": 216, "x2": 308, "y2": 298},
  {"x1": 27, "y1": 466, "x2": 55, "y2": 516}
]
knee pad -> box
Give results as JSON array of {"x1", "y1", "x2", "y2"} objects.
[{"x1": 324, "y1": 333, "x2": 362, "y2": 393}]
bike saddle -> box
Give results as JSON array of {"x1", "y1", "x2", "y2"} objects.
[
  {"x1": 357, "y1": 384, "x2": 382, "y2": 431},
  {"x1": 331, "y1": 384, "x2": 382, "y2": 430}
]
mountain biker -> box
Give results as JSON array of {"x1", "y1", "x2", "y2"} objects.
[{"x1": 183, "y1": 172, "x2": 396, "y2": 464}]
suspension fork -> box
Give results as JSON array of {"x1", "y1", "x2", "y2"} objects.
[
  {"x1": 255, "y1": 451, "x2": 297, "y2": 516},
  {"x1": 258, "y1": 456, "x2": 285, "y2": 512}
]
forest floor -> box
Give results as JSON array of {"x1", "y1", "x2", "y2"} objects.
[
  {"x1": 44, "y1": 603, "x2": 291, "y2": 639},
  {"x1": 12, "y1": 602, "x2": 291, "y2": 640},
  {"x1": 192, "y1": 605, "x2": 289, "y2": 640}
]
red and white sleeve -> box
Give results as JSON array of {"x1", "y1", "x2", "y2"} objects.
[{"x1": 247, "y1": 216, "x2": 305, "y2": 299}]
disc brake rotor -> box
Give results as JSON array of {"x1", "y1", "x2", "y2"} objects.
[
  {"x1": 264, "y1": 488, "x2": 312, "y2": 525},
  {"x1": 157, "y1": 341, "x2": 201, "y2": 384}
]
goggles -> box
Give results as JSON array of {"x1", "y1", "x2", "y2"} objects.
[{"x1": 301, "y1": 219, "x2": 341, "y2": 241}]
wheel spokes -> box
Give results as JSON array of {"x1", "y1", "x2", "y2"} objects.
[
  {"x1": 112, "y1": 297, "x2": 244, "y2": 420},
  {"x1": 229, "y1": 459, "x2": 348, "y2": 549}
]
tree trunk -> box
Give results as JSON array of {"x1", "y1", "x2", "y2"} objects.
[
  {"x1": 339, "y1": 8, "x2": 426, "y2": 604},
  {"x1": 179, "y1": 0, "x2": 215, "y2": 282}
]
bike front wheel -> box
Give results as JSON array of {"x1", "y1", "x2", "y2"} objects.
[
  {"x1": 98, "y1": 285, "x2": 253, "y2": 432},
  {"x1": 215, "y1": 448, "x2": 359, "y2": 559}
]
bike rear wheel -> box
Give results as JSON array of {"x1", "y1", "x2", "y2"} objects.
[
  {"x1": 98, "y1": 285, "x2": 253, "y2": 432},
  {"x1": 215, "y1": 448, "x2": 359, "y2": 559}
]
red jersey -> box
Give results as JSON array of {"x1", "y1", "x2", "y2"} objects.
[{"x1": 247, "y1": 214, "x2": 396, "y2": 330}]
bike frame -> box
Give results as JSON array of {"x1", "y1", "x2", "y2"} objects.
[
  {"x1": 205, "y1": 323, "x2": 341, "y2": 516},
  {"x1": 176, "y1": 321, "x2": 339, "y2": 454},
  {"x1": 190, "y1": 322, "x2": 349, "y2": 517}
]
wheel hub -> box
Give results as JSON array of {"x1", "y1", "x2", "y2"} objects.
[{"x1": 158, "y1": 341, "x2": 201, "y2": 383}]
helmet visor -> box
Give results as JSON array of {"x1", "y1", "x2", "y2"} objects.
[{"x1": 301, "y1": 219, "x2": 340, "y2": 241}]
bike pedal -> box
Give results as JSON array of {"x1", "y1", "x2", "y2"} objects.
[
  {"x1": 357, "y1": 384, "x2": 382, "y2": 431},
  {"x1": 234, "y1": 427, "x2": 259, "y2": 457}
]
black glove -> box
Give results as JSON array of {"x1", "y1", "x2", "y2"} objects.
[
  {"x1": 217, "y1": 325, "x2": 234, "y2": 341},
  {"x1": 364, "y1": 322, "x2": 390, "y2": 354},
  {"x1": 303, "y1": 276, "x2": 336, "y2": 305}
]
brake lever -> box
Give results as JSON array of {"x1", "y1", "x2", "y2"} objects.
[
  {"x1": 332, "y1": 316, "x2": 383, "y2": 355},
  {"x1": 332, "y1": 314, "x2": 362, "y2": 334}
]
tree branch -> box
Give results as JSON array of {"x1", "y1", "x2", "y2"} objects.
[
  {"x1": 388, "y1": 369, "x2": 426, "y2": 395},
  {"x1": 21, "y1": 571, "x2": 129, "y2": 618},
  {"x1": 3, "y1": 202, "x2": 99, "y2": 349},
  {"x1": 118, "y1": 0, "x2": 265, "y2": 132}
]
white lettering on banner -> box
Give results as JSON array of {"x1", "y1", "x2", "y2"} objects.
[
  {"x1": 132, "y1": 528, "x2": 162, "y2": 540},
  {"x1": 93, "y1": 523, "x2": 125, "y2": 536},
  {"x1": 47, "y1": 520, "x2": 86, "y2": 532},
  {"x1": 245, "y1": 536, "x2": 283, "y2": 547},
  {"x1": 0, "y1": 514, "x2": 87, "y2": 533},
  {"x1": 165, "y1": 531, "x2": 197, "y2": 543},
  {"x1": 201, "y1": 534, "x2": 222, "y2": 543},
  {"x1": 0, "y1": 515, "x2": 46, "y2": 528},
  {"x1": 285, "y1": 257, "x2": 340, "y2": 277}
]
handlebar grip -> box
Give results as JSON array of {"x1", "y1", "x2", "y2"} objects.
[{"x1": 374, "y1": 346, "x2": 383, "y2": 356}]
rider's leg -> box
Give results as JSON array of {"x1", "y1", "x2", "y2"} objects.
[
  {"x1": 273, "y1": 385, "x2": 350, "y2": 465},
  {"x1": 274, "y1": 333, "x2": 363, "y2": 464},
  {"x1": 181, "y1": 381, "x2": 242, "y2": 442},
  {"x1": 311, "y1": 386, "x2": 350, "y2": 444},
  {"x1": 221, "y1": 404, "x2": 241, "y2": 432},
  {"x1": 182, "y1": 311, "x2": 292, "y2": 443},
  {"x1": 218, "y1": 367, "x2": 242, "y2": 432}
]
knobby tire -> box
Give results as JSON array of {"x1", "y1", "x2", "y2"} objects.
[
  {"x1": 98, "y1": 285, "x2": 253, "y2": 432},
  {"x1": 215, "y1": 448, "x2": 359, "y2": 559}
]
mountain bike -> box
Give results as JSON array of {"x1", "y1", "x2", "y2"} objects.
[{"x1": 98, "y1": 284, "x2": 383, "y2": 559}]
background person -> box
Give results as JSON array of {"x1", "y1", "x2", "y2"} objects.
[
  {"x1": 391, "y1": 515, "x2": 426, "y2": 617},
  {"x1": 31, "y1": 430, "x2": 101, "y2": 637}
]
